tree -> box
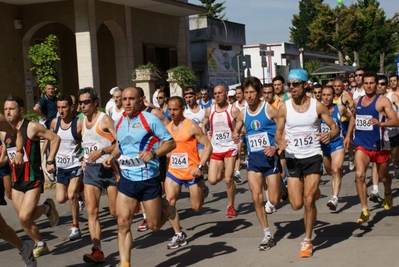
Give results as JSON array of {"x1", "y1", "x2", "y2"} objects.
[
  {"x1": 28, "y1": 34, "x2": 60, "y2": 95},
  {"x1": 290, "y1": 0, "x2": 324, "y2": 49},
  {"x1": 198, "y1": 0, "x2": 227, "y2": 20}
]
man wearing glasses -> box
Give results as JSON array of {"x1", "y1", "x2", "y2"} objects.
[
  {"x1": 275, "y1": 69, "x2": 339, "y2": 258},
  {"x1": 352, "y1": 68, "x2": 365, "y2": 100},
  {"x1": 78, "y1": 87, "x2": 118, "y2": 264},
  {"x1": 198, "y1": 86, "x2": 215, "y2": 109}
]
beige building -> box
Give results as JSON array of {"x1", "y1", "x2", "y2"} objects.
[{"x1": 0, "y1": 0, "x2": 204, "y2": 109}]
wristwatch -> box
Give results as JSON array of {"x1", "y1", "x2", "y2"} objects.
[
  {"x1": 46, "y1": 160, "x2": 55, "y2": 165},
  {"x1": 273, "y1": 144, "x2": 279, "y2": 150},
  {"x1": 151, "y1": 150, "x2": 157, "y2": 158},
  {"x1": 197, "y1": 164, "x2": 204, "y2": 171},
  {"x1": 16, "y1": 148, "x2": 24, "y2": 155},
  {"x1": 100, "y1": 149, "x2": 105, "y2": 156}
]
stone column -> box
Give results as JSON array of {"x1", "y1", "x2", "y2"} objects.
[
  {"x1": 73, "y1": 0, "x2": 100, "y2": 100},
  {"x1": 167, "y1": 72, "x2": 183, "y2": 97},
  {"x1": 134, "y1": 69, "x2": 156, "y2": 100}
]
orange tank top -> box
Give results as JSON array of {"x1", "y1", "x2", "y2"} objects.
[{"x1": 166, "y1": 119, "x2": 200, "y2": 180}]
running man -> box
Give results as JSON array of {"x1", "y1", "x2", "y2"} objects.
[
  {"x1": 346, "y1": 71, "x2": 399, "y2": 224},
  {"x1": 4, "y1": 94, "x2": 61, "y2": 258},
  {"x1": 233, "y1": 76, "x2": 280, "y2": 251},
  {"x1": 320, "y1": 86, "x2": 354, "y2": 210},
  {"x1": 233, "y1": 86, "x2": 247, "y2": 183},
  {"x1": 203, "y1": 85, "x2": 240, "y2": 218},
  {"x1": 50, "y1": 94, "x2": 83, "y2": 241},
  {"x1": 78, "y1": 87, "x2": 118, "y2": 263},
  {"x1": 275, "y1": 69, "x2": 339, "y2": 258},
  {"x1": 165, "y1": 96, "x2": 212, "y2": 249},
  {"x1": 103, "y1": 87, "x2": 176, "y2": 267},
  {"x1": 0, "y1": 111, "x2": 37, "y2": 267}
]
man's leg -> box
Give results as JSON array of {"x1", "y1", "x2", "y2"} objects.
[
  {"x1": 106, "y1": 185, "x2": 118, "y2": 218},
  {"x1": 354, "y1": 149, "x2": 371, "y2": 223},
  {"x1": 207, "y1": 159, "x2": 224, "y2": 185},
  {"x1": 224, "y1": 156, "x2": 236, "y2": 208},
  {"x1": 327, "y1": 149, "x2": 344, "y2": 210},
  {"x1": 370, "y1": 163, "x2": 381, "y2": 202},
  {"x1": 84, "y1": 184, "x2": 103, "y2": 247},
  {"x1": 165, "y1": 177, "x2": 183, "y2": 234},
  {"x1": 116, "y1": 191, "x2": 137, "y2": 266},
  {"x1": 0, "y1": 212, "x2": 23, "y2": 250},
  {"x1": 68, "y1": 176, "x2": 82, "y2": 227},
  {"x1": 302, "y1": 173, "x2": 321, "y2": 240},
  {"x1": 376, "y1": 161, "x2": 393, "y2": 210},
  {"x1": 287, "y1": 177, "x2": 304, "y2": 211}
]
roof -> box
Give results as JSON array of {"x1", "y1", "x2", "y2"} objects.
[{"x1": 311, "y1": 64, "x2": 356, "y2": 75}]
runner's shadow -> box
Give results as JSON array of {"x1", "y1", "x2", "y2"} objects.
[
  {"x1": 312, "y1": 221, "x2": 359, "y2": 252},
  {"x1": 354, "y1": 205, "x2": 399, "y2": 237},
  {"x1": 274, "y1": 219, "x2": 329, "y2": 242},
  {"x1": 203, "y1": 187, "x2": 248, "y2": 205},
  {"x1": 154, "y1": 242, "x2": 237, "y2": 267},
  {"x1": 186, "y1": 219, "x2": 252, "y2": 239}
]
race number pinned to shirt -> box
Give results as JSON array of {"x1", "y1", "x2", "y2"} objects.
[
  {"x1": 56, "y1": 153, "x2": 73, "y2": 168},
  {"x1": 291, "y1": 132, "x2": 316, "y2": 150},
  {"x1": 171, "y1": 152, "x2": 188, "y2": 169},
  {"x1": 355, "y1": 115, "x2": 373, "y2": 131},
  {"x1": 214, "y1": 130, "x2": 231, "y2": 142},
  {"x1": 320, "y1": 123, "x2": 330, "y2": 134},
  {"x1": 82, "y1": 141, "x2": 98, "y2": 158},
  {"x1": 7, "y1": 147, "x2": 28, "y2": 162},
  {"x1": 118, "y1": 155, "x2": 146, "y2": 170},
  {"x1": 248, "y1": 133, "x2": 270, "y2": 152}
]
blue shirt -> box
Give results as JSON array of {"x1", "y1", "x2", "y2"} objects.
[
  {"x1": 244, "y1": 102, "x2": 276, "y2": 154},
  {"x1": 37, "y1": 94, "x2": 57, "y2": 129},
  {"x1": 115, "y1": 111, "x2": 173, "y2": 181}
]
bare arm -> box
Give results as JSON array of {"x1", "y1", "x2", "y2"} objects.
[
  {"x1": 317, "y1": 101, "x2": 339, "y2": 144},
  {"x1": 232, "y1": 109, "x2": 245, "y2": 143},
  {"x1": 375, "y1": 97, "x2": 399, "y2": 127},
  {"x1": 192, "y1": 123, "x2": 212, "y2": 166},
  {"x1": 0, "y1": 115, "x2": 24, "y2": 167},
  {"x1": 275, "y1": 104, "x2": 287, "y2": 150},
  {"x1": 151, "y1": 108, "x2": 170, "y2": 126},
  {"x1": 202, "y1": 107, "x2": 210, "y2": 134},
  {"x1": 33, "y1": 104, "x2": 46, "y2": 120}
]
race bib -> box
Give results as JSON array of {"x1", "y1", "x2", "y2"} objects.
[
  {"x1": 355, "y1": 115, "x2": 373, "y2": 131},
  {"x1": 214, "y1": 130, "x2": 231, "y2": 142},
  {"x1": 56, "y1": 153, "x2": 73, "y2": 168},
  {"x1": 7, "y1": 147, "x2": 28, "y2": 162},
  {"x1": 82, "y1": 141, "x2": 99, "y2": 158},
  {"x1": 171, "y1": 153, "x2": 188, "y2": 169},
  {"x1": 320, "y1": 123, "x2": 330, "y2": 134},
  {"x1": 118, "y1": 155, "x2": 146, "y2": 170},
  {"x1": 248, "y1": 132, "x2": 270, "y2": 152},
  {"x1": 292, "y1": 132, "x2": 316, "y2": 150}
]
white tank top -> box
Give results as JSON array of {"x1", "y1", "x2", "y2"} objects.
[
  {"x1": 184, "y1": 105, "x2": 205, "y2": 127},
  {"x1": 353, "y1": 88, "x2": 365, "y2": 100},
  {"x1": 385, "y1": 92, "x2": 399, "y2": 137},
  {"x1": 209, "y1": 104, "x2": 237, "y2": 153},
  {"x1": 235, "y1": 101, "x2": 247, "y2": 112},
  {"x1": 110, "y1": 105, "x2": 124, "y2": 122},
  {"x1": 285, "y1": 98, "x2": 321, "y2": 159},
  {"x1": 54, "y1": 117, "x2": 82, "y2": 169},
  {"x1": 82, "y1": 112, "x2": 113, "y2": 164}
]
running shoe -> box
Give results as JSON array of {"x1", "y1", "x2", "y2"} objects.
[
  {"x1": 299, "y1": 241, "x2": 313, "y2": 258},
  {"x1": 203, "y1": 184, "x2": 209, "y2": 199},
  {"x1": 258, "y1": 235, "x2": 276, "y2": 251},
  {"x1": 383, "y1": 192, "x2": 393, "y2": 210},
  {"x1": 69, "y1": 227, "x2": 82, "y2": 241},
  {"x1": 233, "y1": 170, "x2": 242, "y2": 184},
  {"x1": 20, "y1": 240, "x2": 37, "y2": 267},
  {"x1": 167, "y1": 232, "x2": 188, "y2": 249},
  {"x1": 83, "y1": 246, "x2": 105, "y2": 263},
  {"x1": 357, "y1": 208, "x2": 370, "y2": 224},
  {"x1": 137, "y1": 219, "x2": 149, "y2": 232},
  {"x1": 226, "y1": 205, "x2": 237, "y2": 218},
  {"x1": 369, "y1": 191, "x2": 382, "y2": 203},
  {"x1": 327, "y1": 196, "x2": 338, "y2": 211},
  {"x1": 280, "y1": 179, "x2": 288, "y2": 201},
  {"x1": 349, "y1": 160, "x2": 355, "y2": 171},
  {"x1": 78, "y1": 200, "x2": 85, "y2": 212},
  {"x1": 44, "y1": 198, "x2": 59, "y2": 227},
  {"x1": 315, "y1": 188, "x2": 321, "y2": 200},
  {"x1": 265, "y1": 201, "x2": 276, "y2": 214},
  {"x1": 33, "y1": 242, "x2": 50, "y2": 258}
]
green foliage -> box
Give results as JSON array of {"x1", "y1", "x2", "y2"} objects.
[
  {"x1": 168, "y1": 65, "x2": 197, "y2": 88},
  {"x1": 28, "y1": 34, "x2": 60, "y2": 95},
  {"x1": 303, "y1": 0, "x2": 399, "y2": 71},
  {"x1": 22, "y1": 110, "x2": 40, "y2": 122},
  {"x1": 304, "y1": 60, "x2": 322, "y2": 80},
  {"x1": 198, "y1": 0, "x2": 227, "y2": 20},
  {"x1": 290, "y1": 0, "x2": 324, "y2": 48},
  {"x1": 132, "y1": 62, "x2": 164, "y2": 81}
]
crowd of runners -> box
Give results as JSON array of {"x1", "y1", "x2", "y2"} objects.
[{"x1": 1, "y1": 68, "x2": 399, "y2": 266}]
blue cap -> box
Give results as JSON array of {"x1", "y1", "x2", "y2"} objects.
[{"x1": 288, "y1": 69, "x2": 308, "y2": 82}]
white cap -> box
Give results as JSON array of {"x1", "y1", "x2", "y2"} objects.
[
  {"x1": 109, "y1": 86, "x2": 119, "y2": 95},
  {"x1": 228, "y1": 90, "x2": 236, "y2": 97}
]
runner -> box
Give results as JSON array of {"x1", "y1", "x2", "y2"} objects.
[
  {"x1": 103, "y1": 87, "x2": 176, "y2": 267},
  {"x1": 346, "y1": 71, "x2": 399, "y2": 224},
  {"x1": 320, "y1": 86, "x2": 354, "y2": 210},
  {"x1": 233, "y1": 76, "x2": 280, "y2": 250},
  {"x1": 203, "y1": 85, "x2": 240, "y2": 218},
  {"x1": 275, "y1": 69, "x2": 339, "y2": 258},
  {"x1": 78, "y1": 87, "x2": 118, "y2": 264},
  {"x1": 233, "y1": 86, "x2": 247, "y2": 183},
  {"x1": 108, "y1": 88, "x2": 124, "y2": 122},
  {"x1": 4, "y1": 94, "x2": 61, "y2": 258},
  {"x1": 50, "y1": 94, "x2": 83, "y2": 241},
  {"x1": 165, "y1": 96, "x2": 212, "y2": 249}
]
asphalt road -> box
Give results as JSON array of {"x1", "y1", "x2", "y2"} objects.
[{"x1": 1, "y1": 161, "x2": 399, "y2": 267}]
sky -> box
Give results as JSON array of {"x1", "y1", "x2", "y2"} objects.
[{"x1": 188, "y1": 0, "x2": 398, "y2": 45}]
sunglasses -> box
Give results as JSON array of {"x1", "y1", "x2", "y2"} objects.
[
  {"x1": 378, "y1": 82, "x2": 386, "y2": 86},
  {"x1": 78, "y1": 99, "x2": 92, "y2": 105},
  {"x1": 313, "y1": 91, "x2": 322, "y2": 94},
  {"x1": 354, "y1": 74, "x2": 363, "y2": 77},
  {"x1": 287, "y1": 82, "x2": 303, "y2": 87},
  {"x1": 156, "y1": 97, "x2": 164, "y2": 99}
]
